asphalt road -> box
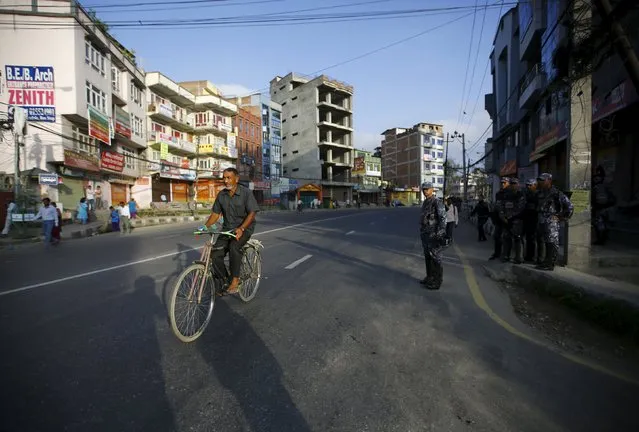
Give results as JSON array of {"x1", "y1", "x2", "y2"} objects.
[{"x1": 1, "y1": 207, "x2": 638, "y2": 432}]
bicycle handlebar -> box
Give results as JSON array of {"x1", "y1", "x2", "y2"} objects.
[{"x1": 193, "y1": 228, "x2": 237, "y2": 239}]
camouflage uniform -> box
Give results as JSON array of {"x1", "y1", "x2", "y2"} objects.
[
  {"x1": 489, "y1": 179, "x2": 509, "y2": 260},
  {"x1": 523, "y1": 179, "x2": 540, "y2": 262},
  {"x1": 536, "y1": 175, "x2": 574, "y2": 270},
  {"x1": 497, "y1": 178, "x2": 526, "y2": 263},
  {"x1": 419, "y1": 182, "x2": 447, "y2": 290}
]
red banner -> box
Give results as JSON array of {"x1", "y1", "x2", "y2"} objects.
[
  {"x1": 101, "y1": 151, "x2": 124, "y2": 172},
  {"x1": 64, "y1": 149, "x2": 100, "y2": 172}
]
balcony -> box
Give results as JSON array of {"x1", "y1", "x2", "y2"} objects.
[
  {"x1": 485, "y1": 93, "x2": 496, "y2": 117},
  {"x1": 318, "y1": 141, "x2": 351, "y2": 150},
  {"x1": 198, "y1": 143, "x2": 238, "y2": 160},
  {"x1": 318, "y1": 120, "x2": 353, "y2": 132},
  {"x1": 317, "y1": 100, "x2": 352, "y2": 113},
  {"x1": 193, "y1": 94, "x2": 237, "y2": 117},
  {"x1": 146, "y1": 72, "x2": 196, "y2": 107},
  {"x1": 519, "y1": 2, "x2": 546, "y2": 62},
  {"x1": 519, "y1": 64, "x2": 546, "y2": 109},
  {"x1": 148, "y1": 130, "x2": 197, "y2": 156},
  {"x1": 194, "y1": 118, "x2": 232, "y2": 136},
  {"x1": 148, "y1": 103, "x2": 195, "y2": 132}
]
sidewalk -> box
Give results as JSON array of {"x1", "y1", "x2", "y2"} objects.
[
  {"x1": 455, "y1": 220, "x2": 639, "y2": 342},
  {"x1": 0, "y1": 205, "x2": 393, "y2": 248}
]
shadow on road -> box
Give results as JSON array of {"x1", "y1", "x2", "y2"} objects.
[
  {"x1": 161, "y1": 242, "x2": 200, "y2": 310},
  {"x1": 196, "y1": 300, "x2": 311, "y2": 432},
  {"x1": 0, "y1": 275, "x2": 177, "y2": 432}
]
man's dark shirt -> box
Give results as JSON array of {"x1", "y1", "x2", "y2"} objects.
[{"x1": 212, "y1": 185, "x2": 259, "y2": 235}]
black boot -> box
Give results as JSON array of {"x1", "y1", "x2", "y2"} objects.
[
  {"x1": 502, "y1": 234, "x2": 512, "y2": 262},
  {"x1": 512, "y1": 237, "x2": 523, "y2": 264},
  {"x1": 420, "y1": 257, "x2": 434, "y2": 286},
  {"x1": 538, "y1": 243, "x2": 558, "y2": 271},
  {"x1": 427, "y1": 262, "x2": 442, "y2": 290}
]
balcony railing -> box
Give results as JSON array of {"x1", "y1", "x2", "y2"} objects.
[{"x1": 519, "y1": 63, "x2": 545, "y2": 95}]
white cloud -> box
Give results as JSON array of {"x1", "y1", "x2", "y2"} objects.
[
  {"x1": 216, "y1": 83, "x2": 256, "y2": 97},
  {"x1": 355, "y1": 132, "x2": 382, "y2": 151}
]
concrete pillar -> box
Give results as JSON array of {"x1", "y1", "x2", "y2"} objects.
[
  {"x1": 327, "y1": 165, "x2": 333, "y2": 181},
  {"x1": 327, "y1": 130, "x2": 333, "y2": 143},
  {"x1": 326, "y1": 92, "x2": 332, "y2": 105},
  {"x1": 326, "y1": 111, "x2": 332, "y2": 124},
  {"x1": 327, "y1": 148, "x2": 333, "y2": 163}
]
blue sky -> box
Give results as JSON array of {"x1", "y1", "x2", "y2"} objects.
[{"x1": 90, "y1": 0, "x2": 508, "y2": 165}]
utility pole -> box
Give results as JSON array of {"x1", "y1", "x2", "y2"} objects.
[
  {"x1": 442, "y1": 132, "x2": 450, "y2": 196},
  {"x1": 451, "y1": 131, "x2": 467, "y2": 202},
  {"x1": 13, "y1": 107, "x2": 27, "y2": 200}
]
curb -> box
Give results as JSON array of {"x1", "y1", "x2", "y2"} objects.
[{"x1": 483, "y1": 262, "x2": 639, "y2": 342}]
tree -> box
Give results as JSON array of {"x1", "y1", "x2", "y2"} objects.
[{"x1": 373, "y1": 146, "x2": 382, "y2": 158}]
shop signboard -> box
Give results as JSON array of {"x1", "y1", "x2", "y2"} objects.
[
  {"x1": 101, "y1": 151, "x2": 125, "y2": 172},
  {"x1": 114, "y1": 106, "x2": 132, "y2": 138},
  {"x1": 64, "y1": 149, "x2": 100, "y2": 172},
  {"x1": 5, "y1": 65, "x2": 56, "y2": 122},
  {"x1": 88, "y1": 106, "x2": 110, "y2": 144}
]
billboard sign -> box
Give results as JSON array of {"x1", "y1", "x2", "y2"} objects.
[{"x1": 5, "y1": 65, "x2": 55, "y2": 122}]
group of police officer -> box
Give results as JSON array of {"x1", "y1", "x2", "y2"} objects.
[
  {"x1": 490, "y1": 172, "x2": 574, "y2": 271},
  {"x1": 418, "y1": 173, "x2": 575, "y2": 291}
]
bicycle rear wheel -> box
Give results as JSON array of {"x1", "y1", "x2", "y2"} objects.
[
  {"x1": 238, "y1": 248, "x2": 262, "y2": 303},
  {"x1": 169, "y1": 263, "x2": 216, "y2": 343}
]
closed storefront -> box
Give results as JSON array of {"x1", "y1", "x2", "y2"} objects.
[
  {"x1": 58, "y1": 177, "x2": 85, "y2": 212},
  {"x1": 152, "y1": 176, "x2": 171, "y2": 202},
  {"x1": 171, "y1": 181, "x2": 189, "y2": 202},
  {"x1": 111, "y1": 183, "x2": 127, "y2": 206}
]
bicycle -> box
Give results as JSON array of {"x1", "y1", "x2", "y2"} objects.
[{"x1": 168, "y1": 226, "x2": 264, "y2": 343}]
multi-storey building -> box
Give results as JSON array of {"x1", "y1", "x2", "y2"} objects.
[
  {"x1": 381, "y1": 123, "x2": 446, "y2": 202},
  {"x1": 233, "y1": 107, "x2": 262, "y2": 182},
  {"x1": 270, "y1": 72, "x2": 355, "y2": 205},
  {"x1": 352, "y1": 149, "x2": 382, "y2": 204},
  {"x1": 139, "y1": 77, "x2": 238, "y2": 205},
  {"x1": 0, "y1": 0, "x2": 147, "y2": 212},
  {"x1": 231, "y1": 93, "x2": 283, "y2": 183}
]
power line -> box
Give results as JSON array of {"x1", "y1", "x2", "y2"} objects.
[
  {"x1": 456, "y1": 0, "x2": 480, "y2": 129},
  {"x1": 461, "y1": 0, "x2": 490, "y2": 124}
]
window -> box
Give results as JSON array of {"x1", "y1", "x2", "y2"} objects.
[
  {"x1": 172, "y1": 156, "x2": 181, "y2": 165},
  {"x1": 86, "y1": 81, "x2": 107, "y2": 114},
  {"x1": 437, "y1": 151, "x2": 444, "y2": 158},
  {"x1": 131, "y1": 115, "x2": 144, "y2": 138},
  {"x1": 121, "y1": 146, "x2": 135, "y2": 170},
  {"x1": 437, "y1": 178, "x2": 444, "y2": 184},
  {"x1": 151, "y1": 122, "x2": 166, "y2": 133},
  {"x1": 195, "y1": 112, "x2": 210, "y2": 127},
  {"x1": 130, "y1": 82, "x2": 142, "y2": 107},
  {"x1": 111, "y1": 67, "x2": 121, "y2": 94},
  {"x1": 85, "y1": 40, "x2": 106, "y2": 76},
  {"x1": 199, "y1": 159, "x2": 211, "y2": 169},
  {"x1": 71, "y1": 125, "x2": 99, "y2": 155}
]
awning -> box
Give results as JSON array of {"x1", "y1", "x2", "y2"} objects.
[
  {"x1": 499, "y1": 160, "x2": 517, "y2": 176},
  {"x1": 529, "y1": 151, "x2": 546, "y2": 163}
]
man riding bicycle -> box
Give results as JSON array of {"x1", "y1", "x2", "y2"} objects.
[{"x1": 201, "y1": 167, "x2": 259, "y2": 294}]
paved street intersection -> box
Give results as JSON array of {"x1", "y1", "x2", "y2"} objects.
[{"x1": 1, "y1": 208, "x2": 638, "y2": 432}]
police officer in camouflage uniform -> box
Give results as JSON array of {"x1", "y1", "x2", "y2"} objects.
[
  {"x1": 419, "y1": 181, "x2": 447, "y2": 290},
  {"x1": 523, "y1": 178, "x2": 539, "y2": 262},
  {"x1": 489, "y1": 178, "x2": 510, "y2": 260},
  {"x1": 536, "y1": 173, "x2": 574, "y2": 271},
  {"x1": 497, "y1": 178, "x2": 526, "y2": 263}
]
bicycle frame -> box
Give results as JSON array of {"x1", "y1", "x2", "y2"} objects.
[{"x1": 189, "y1": 229, "x2": 236, "y2": 303}]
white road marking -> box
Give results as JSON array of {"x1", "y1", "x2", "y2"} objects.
[
  {"x1": 284, "y1": 254, "x2": 313, "y2": 270},
  {"x1": 346, "y1": 230, "x2": 355, "y2": 235},
  {"x1": 0, "y1": 213, "x2": 364, "y2": 297}
]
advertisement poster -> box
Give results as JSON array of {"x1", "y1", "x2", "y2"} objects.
[
  {"x1": 353, "y1": 156, "x2": 365, "y2": 174},
  {"x1": 88, "y1": 106, "x2": 110, "y2": 144},
  {"x1": 5, "y1": 65, "x2": 56, "y2": 122},
  {"x1": 101, "y1": 151, "x2": 124, "y2": 172},
  {"x1": 114, "y1": 106, "x2": 132, "y2": 138}
]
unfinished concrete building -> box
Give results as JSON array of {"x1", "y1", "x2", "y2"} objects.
[{"x1": 270, "y1": 72, "x2": 355, "y2": 204}]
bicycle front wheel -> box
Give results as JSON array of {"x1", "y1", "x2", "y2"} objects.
[
  {"x1": 169, "y1": 263, "x2": 216, "y2": 343},
  {"x1": 238, "y1": 248, "x2": 262, "y2": 303}
]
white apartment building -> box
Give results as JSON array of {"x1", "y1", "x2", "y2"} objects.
[
  {"x1": 270, "y1": 72, "x2": 355, "y2": 204},
  {"x1": 381, "y1": 123, "x2": 446, "y2": 200},
  {"x1": 140, "y1": 76, "x2": 238, "y2": 205},
  {"x1": 0, "y1": 0, "x2": 148, "y2": 211}
]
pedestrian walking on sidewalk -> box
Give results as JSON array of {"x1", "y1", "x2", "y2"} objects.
[
  {"x1": 77, "y1": 197, "x2": 88, "y2": 225},
  {"x1": 445, "y1": 197, "x2": 458, "y2": 242},
  {"x1": 33, "y1": 197, "x2": 58, "y2": 248},
  {"x1": 471, "y1": 195, "x2": 490, "y2": 241},
  {"x1": 50, "y1": 202, "x2": 62, "y2": 244},
  {"x1": 419, "y1": 182, "x2": 447, "y2": 290},
  {"x1": 118, "y1": 201, "x2": 132, "y2": 234},
  {"x1": 1, "y1": 198, "x2": 17, "y2": 236},
  {"x1": 489, "y1": 178, "x2": 509, "y2": 260},
  {"x1": 536, "y1": 173, "x2": 574, "y2": 271},
  {"x1": 109, "y1": 206, "x2": 120, "y2": 232}
]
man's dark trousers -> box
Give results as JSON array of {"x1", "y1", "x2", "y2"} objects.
[{"x1": 212, "y1": 234, "x2": 250, "y2": 280}]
